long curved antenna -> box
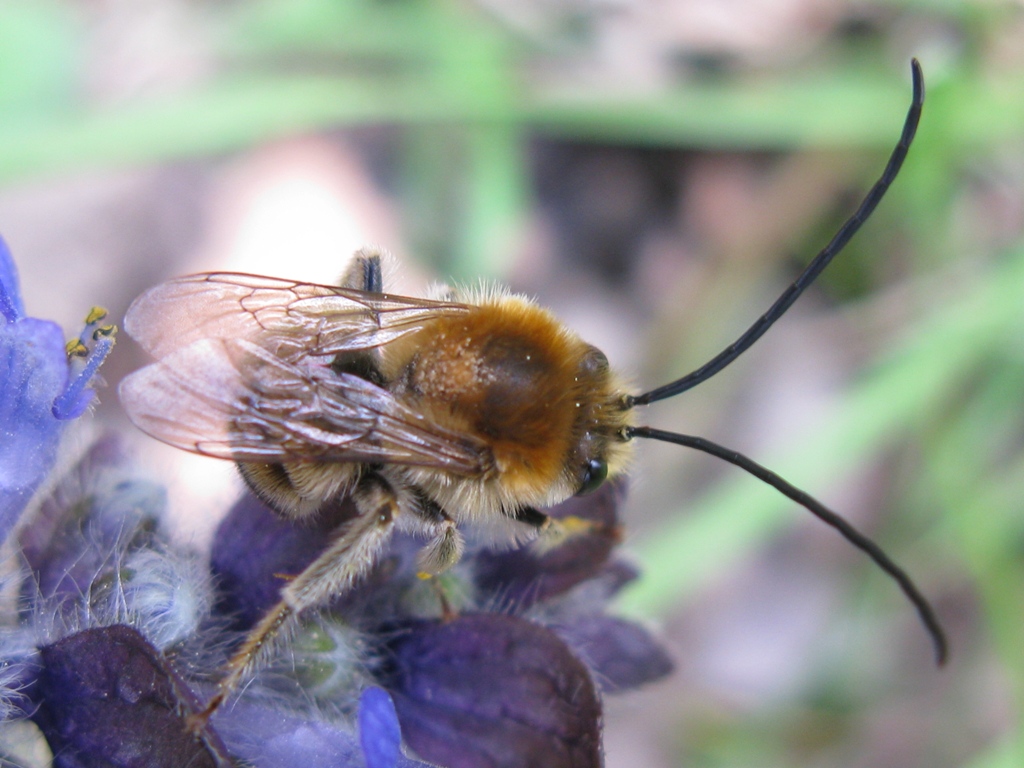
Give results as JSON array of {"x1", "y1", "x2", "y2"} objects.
[
  {"x1": 625, "y1": 425, "x2": 948, "y2": 666},
  {"x1": 629, "y1": 59, "x2": 924, "y2": 408}
]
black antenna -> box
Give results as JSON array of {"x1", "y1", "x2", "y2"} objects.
[
  {"x1": 625, "y1": 426, "x2": 948, "y2": 666},
  {"x1": 628, "y1": 59, "x2": 924, "y2": 408},
  {"x1": 621, "y1": 61, "x2": 948, "y2": 665}
]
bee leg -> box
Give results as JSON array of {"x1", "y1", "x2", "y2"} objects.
[
  {"x1": 513, "y1": 505, "x2": 617, "y2": 554},
  {"x1": 188, "y1": 601, "x2": 294, "y2": 732},
  {"x1": 189, "y1": 475, "x2": 398, "y2": 731},
  {"x1": 512, "y1": 505, "x2": 550, "y2": 529},
  {"x1": 341, "y1": 246, "x2": 385, "y2": 293},
  {"x1": 423, "y1": 575, "x2": 457, "y2": 621},
  {"x1": 413, "y1": 498, "x2": 464, "y2": 577},
  {"x1": 405, "y1": 498, "x2": 464, "y2": 620},
  {"x1": 283, "y1": 473, "x2": 399, "y2": 605}
]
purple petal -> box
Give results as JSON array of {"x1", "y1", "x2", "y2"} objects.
[
  {"x1": 0, "y1": 235, "x2": 23, "y2": 321},
  {"x1": 0, "y1": 315, "x2": 70, "y2": 543},
  {"x1": 211, "y1": 694, "x2": 435, "y2": 768},
  {"x1": 30, "y1": 625, "x2": 232, "y2": 768},
  {"x1": 474, "y1": 477, "x2": 627, "y2": 607},
  {"x1": 552, "y1": 615, "x2": 673, "y2": 693},
  {"x1": 212, "y1": 699, "x2": 363, "y2": 768},
  {"x1": 384, "y1": 613, "x2": 602, "y2": 768},
  {"x1": 359, "y1": 686, "x2": 401, "y2": 768},
  {"x1": 0, "y1": 240, "x2": 114, "y2": 544}
]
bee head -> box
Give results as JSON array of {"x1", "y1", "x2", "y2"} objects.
[{"x1": 566, "y1": 345, "x2": 635, "y2": 498}]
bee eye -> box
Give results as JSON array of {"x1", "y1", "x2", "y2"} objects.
[{"x1": 576, "y1": 458, "x2": 608, "y2": 496}]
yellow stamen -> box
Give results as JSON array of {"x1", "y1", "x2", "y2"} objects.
[
  {"x1": 65, "y1": 340, "x2": 88, "y2": 357},
  {"x1": 84, "y1": 306, "x2": 108, "y2": 325}
]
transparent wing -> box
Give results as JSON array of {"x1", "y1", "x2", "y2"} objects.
[
  {"x1": 123, "y1": 272, "x2": 469, "y2": 363},
  {"x1": 119, "y1": 337, "x2": 491, "y2": 476}
]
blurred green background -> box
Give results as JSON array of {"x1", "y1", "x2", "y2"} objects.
[{"x1": 1, "y1": 1, "x2": 1022, "y2": 766}]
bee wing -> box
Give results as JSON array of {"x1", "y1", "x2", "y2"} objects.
[
  {"x1": 119, "y1": 337, "x2": 492, "y2": 475},
  {"x1": 123, "y1": 272, "x2": 468, "y2": 363}
]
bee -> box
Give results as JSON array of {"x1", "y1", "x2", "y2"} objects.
[{"x1": 119, "y1": 59, "x2": 944, "y2": 726}]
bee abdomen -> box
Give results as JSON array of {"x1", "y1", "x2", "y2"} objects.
[
  {"x1": 238, "y1": 461, "x2": 359, "y2": 519},
  {"x1": 331, "y1": 350, "x2": 386, "y2": 387}
]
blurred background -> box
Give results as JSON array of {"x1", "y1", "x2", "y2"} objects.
[{"x1": 2, "y1": 1, "x2": 1022, "y2": 766}]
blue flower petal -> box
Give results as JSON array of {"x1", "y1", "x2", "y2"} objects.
[
  {"x1": 0, "y1": 235, "x2": 24, "y2": 321},
  {"x1": 214, "y1": 694, "x2": 433, "y2": 768},
  {"x1": 212, "y1": 700, "x2": 364, "y2": 768},
  {"x1": 384, "y1": 613, "x2": 603, "y2": 768},
  {"x1": 0, "y1": 239, "x2": 114, "y2": 545},
  {"x1": 0, "y1": 315, "x2": 69, "y2": 544},
  {"x1": 359, "y1": 686, "x2": 401, "y2": 768}
]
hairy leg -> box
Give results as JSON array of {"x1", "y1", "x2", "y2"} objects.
[{"x1": 190, "y1": 474, "x2": 399, "y2": 728}]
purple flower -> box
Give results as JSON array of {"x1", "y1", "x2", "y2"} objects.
[
  {"x1": 0, "y1": 236, "x2": 115, "y2": 545},
  {"x1": 211, "y1": 478, "x2": 672, "y2": 768},
  {"x1": 6, "y1": 438, "x2": 437, "y2": 768},
  {"x1": 7, "y1": 440, "x2": 670, "y2": 766}
]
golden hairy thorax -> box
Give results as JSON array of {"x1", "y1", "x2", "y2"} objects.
[{"x1": 383, "y1": 293, "x2": 635, "y2": 512}]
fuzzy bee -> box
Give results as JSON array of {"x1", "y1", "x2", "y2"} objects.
[{"x1": 119, "y1": 59, "x2": 943, "y2": 725}]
